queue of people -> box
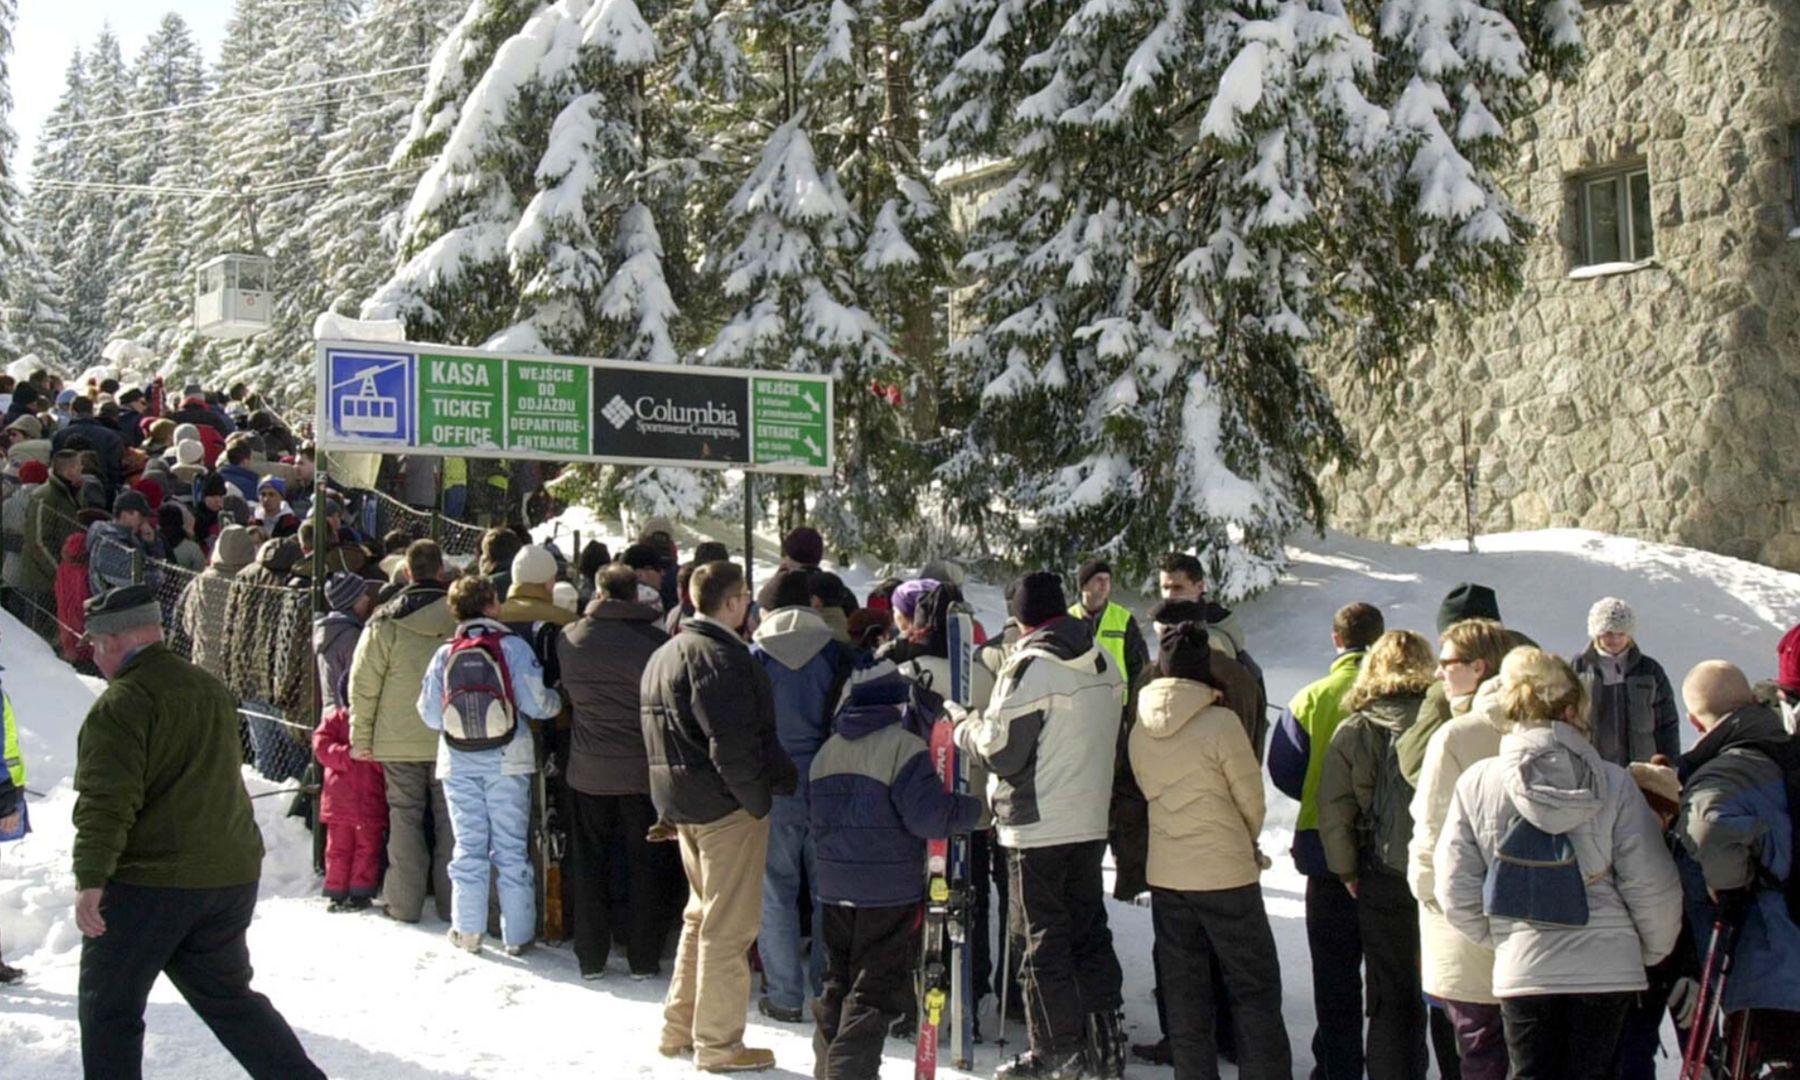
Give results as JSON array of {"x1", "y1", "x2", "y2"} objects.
[{"x1": 4, "y1": 439, "x2": 1799, "y2": 1080}]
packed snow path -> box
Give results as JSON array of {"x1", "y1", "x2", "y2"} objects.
[{"x1": 0, "y1": 528, "x2": 1793, "y2": 1078}]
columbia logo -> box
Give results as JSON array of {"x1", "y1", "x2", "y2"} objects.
[{"x1": 602, "y1": 394, "x2": 634, "y2": 430}]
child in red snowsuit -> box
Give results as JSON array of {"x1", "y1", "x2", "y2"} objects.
[
  {"x1": 312, "y1": 705, "x2": 386, "y2": 911},
  {"x1": 54, "y1": 532, "x2": 92, "y2": 665}
]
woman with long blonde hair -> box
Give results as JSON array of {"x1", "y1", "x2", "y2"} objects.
[{"x1": 1317, "y1": 630, "x2": 1438, "y2": 1080}]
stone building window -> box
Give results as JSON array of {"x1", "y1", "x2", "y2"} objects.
[{"x1": 1578, "y1": 167, "x2": 1654, "y2": 266}]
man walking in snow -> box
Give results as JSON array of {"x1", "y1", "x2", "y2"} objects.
[
  {"x1": 71, "y1": 585, "x2": 322, "y2": 1079},
  {"x1": 955, "y1": 571, "x2": 1126, "y2": 1079}
]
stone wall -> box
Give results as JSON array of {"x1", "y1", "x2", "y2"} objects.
[{"x1": 1318, "y1": 0, "x2": 1800, "y2": 569}]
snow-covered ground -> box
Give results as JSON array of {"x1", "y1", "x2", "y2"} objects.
[{"x1": 1, "y1": 526, "x2": 1795, "y2": 1078}]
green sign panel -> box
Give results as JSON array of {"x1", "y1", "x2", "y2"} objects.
[
  {"x1": 752, "y1": 376, "x2": 830, "y2": 469},
  {"x1": 319, "y1": 341, "x2": 834, "y2": 476},
  {"x1": 418, "y1": 353, "x2": 505, "y2": 451},
  {"x1": 508, "y1": 358, "x2": 590, "y2": 455}
]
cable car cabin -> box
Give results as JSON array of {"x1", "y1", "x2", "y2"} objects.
[
  {"x1": 341, "y1": 377, "x2": 400, "y2": 435},
  {"x1": 194, "y1": 254, "x2": 274, "y2": 340}
]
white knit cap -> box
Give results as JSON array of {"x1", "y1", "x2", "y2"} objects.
[
  {"x1": 176, "y1": 439, "x2": 204, "y2": 466},
  {"x1": 1587, "y1": 597, "x2": 1636, "y2": 640},
  {"x1": 511, "y1": 544, "x2": 557, "y2": 587},
  {"x1": 551, "y1": 581, "x2": 580, "y2": 614}
]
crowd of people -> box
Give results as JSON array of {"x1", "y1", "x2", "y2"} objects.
[{"x1": 2, "y1": 371, "x2": 1799, "y2": 1080}]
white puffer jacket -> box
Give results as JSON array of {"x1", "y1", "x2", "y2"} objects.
[
  {"x1": 955, "y1": 618, "x2": 1122, "y2": 850},
  {"x1": 1408, "y1": 679, "x2": 1507, "y2": 1003},
  {"x1": 1436, "y1": 722, "x2": 1681, "y2": 998}
]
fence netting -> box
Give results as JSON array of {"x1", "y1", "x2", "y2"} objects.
[{"x1": 0, "y1": 477, "x2": 481, "y2": 786}]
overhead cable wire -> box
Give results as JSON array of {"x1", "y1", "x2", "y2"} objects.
[{"x1": 42, "y1": 63, "x2": 430, "y2": 134}]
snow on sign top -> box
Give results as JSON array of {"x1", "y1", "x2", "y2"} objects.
[{"x1": 313, "y1": 340, "x2": 834, "y2": 476}]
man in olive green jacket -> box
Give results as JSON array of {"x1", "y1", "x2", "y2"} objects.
[
  {"x1": 72, "y1": 585, "x2": 321, "y2": 1080},
  {"x1": 348, "y1": 539, "x2": 457, "y2": 922},
  {"x1": 19, "y1": 449, "x2": 82, "y2": 596}
]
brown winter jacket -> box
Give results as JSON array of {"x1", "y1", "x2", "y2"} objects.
[{"x1": 559, "y1": 599, "x2": 669, "y2": 796}]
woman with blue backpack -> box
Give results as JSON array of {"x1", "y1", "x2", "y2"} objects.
[
  {"x1": 1436, "y1": 647, "x2": 1683, "y2": 1080},
  {"x1": 418, "y1": 575, "x2": 562, "y2": 957}
]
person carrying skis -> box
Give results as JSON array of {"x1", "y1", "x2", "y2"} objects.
[
  {"x1": 1675, "y1": 661, "x2": 1800, "y2": 1073},
  {"x1": 954, "y1": 571, "x2": 1125, "y2": 1079},
  {"x1": 417, "y1": 575, "x2": 562, "y2": 956},
  {"x1": 810, "y1": 659, "x2": 984, "y2": 1079}
]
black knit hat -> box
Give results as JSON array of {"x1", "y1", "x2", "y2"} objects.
[
  {"x1": 782, "y1": 526, "x2": 824, "y2": 567},
  {"x1": 1076, "y1": 559, "x2": 1112, "y2": 589},
  {"x1": 1437, "y1": 582, "x2": 1501, "y2": 633},
  {"x1": 1009, "y1": 571, "x2": 1067, "y2": 629},
  {"x1": 84, "y1": 585, "x2": 161, "y2": 637},
  {"x1": 1158, "y1": 621, "x2": 1213, "y2": 682},
  {"x1": 621, "y1": 543, "x2": 660, "y2": 571},
  {"x1": 325, "y1": 571, "x2": 368, "y2": 614}
]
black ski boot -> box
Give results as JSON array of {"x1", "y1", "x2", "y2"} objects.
[
  {"x1": 1130, "y1": 1036, "x2": 1171, "y2": 1066},
  {"x1": 995, "y1": 1048, "x2": 1088, "y2": 1080},
  {"x1": 1084, "y1": 1011, "x2": 1125, "y2": 1079},
  {"x1": 0, "y1": 961, "x2": 22, "y2": 985}
]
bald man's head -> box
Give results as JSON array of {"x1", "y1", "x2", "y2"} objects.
[{"x1": 1682, "y1": 661, "x2": 1757, "y2": 730}]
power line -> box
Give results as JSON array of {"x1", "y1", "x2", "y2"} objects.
[
  {"x1": 31, "y1": 161, "x2": 418, "y2": 201},
  {"x1": 42, "y1": 63, "x2": 431, "y2": 135}
]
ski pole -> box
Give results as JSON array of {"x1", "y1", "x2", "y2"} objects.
[{"x1": 1681, "y1": 918, "x2": 1733, "y2": 1080}]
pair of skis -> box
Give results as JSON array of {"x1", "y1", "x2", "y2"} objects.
[{"x1": 917, "y1": 604, "x2": 976, "y2": 1080}]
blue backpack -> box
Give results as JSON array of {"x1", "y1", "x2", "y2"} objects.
[{"x1": 1483, "y1": 814, "x2": 1590, "y2": 928}]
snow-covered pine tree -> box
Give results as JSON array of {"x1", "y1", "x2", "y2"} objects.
[
  {"x1": 910, "y1": 0, "x2": 1582, "y2": 595},
  {"x1": 53, "y1": 29, "x2": 130, "y2": 368},
  {"x1": 304, "y1": 0, "x2": 465, "y2": 322},
  {"x1": 18, "y1": 50, "x2": 86, "y2": 370},
  {"x1": 0, "y1": 0, "x2": 25, "y2": 358},
  {"x1": 690, "y1": 0, "x2": 956, "y2": 552},
  {"x1": 113, "y1": 14, "x2": 209, "y2": 353},
  {"x1": 192, "y1": 0, "x2": 356, "y2": 403}
]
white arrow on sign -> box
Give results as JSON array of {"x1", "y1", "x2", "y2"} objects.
[
  {"x1": 804, "y1": 434, "x2": 823, "y2": 458},
  {"x1": 802, "y1": 389, "x2": 821, "y2": 414}
]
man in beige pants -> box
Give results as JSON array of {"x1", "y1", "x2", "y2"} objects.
[{"x1": 640, "y1": 561, "x2": 796, "y2": 1073}]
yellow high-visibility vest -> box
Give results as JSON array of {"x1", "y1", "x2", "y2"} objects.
[
  {"x1": 1070, "y1": 601, "x2": 1132, "y2": 702},
  {"x1": 2, "y1": 692, "x2": 23, "y2": 795}
]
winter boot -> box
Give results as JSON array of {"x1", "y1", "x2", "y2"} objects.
[
  {"x1": 503, "y1": 941, "x2": 534, "y2": 958},
  {"x1": 994, "y1": 1048, "x2": 1088, "y2": 1080},
  {"x1": 344, "y1": 896, "x2": 373, "y2": 913},
  {"x1": 1130, "y1": 1037, "x2": 1172, "y2": 1066},
  {"x1": 697, "y1": 1046, "x2": 777, "y2": 1073},
  {"x1": 446, "y1": 929, "x2": 483, "y2": 953},
  {"x1": 326, "y1": 897, "x2": 348, "y2": 913},
  {"x1": 0, "y1": 961, "x2": 23, "y2": 985},
  {"x1": 758, "y1": 996, "x2": 804, "y2": 1023},
  {"x1": 1083, "y1": 1011, "x2": 1125, "y2": 1079}
]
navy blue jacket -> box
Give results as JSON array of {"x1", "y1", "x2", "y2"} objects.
[
  {"x1": 809, "y1": 664, "x2": 983, "y2": 907},
  {"x1": 751, "y1": 607, "x2": 852, "y2": 825}
]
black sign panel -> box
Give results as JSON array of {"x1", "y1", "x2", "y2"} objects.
[{"x1": 592, "y1": 367, "x2": 751, "y2": 466}]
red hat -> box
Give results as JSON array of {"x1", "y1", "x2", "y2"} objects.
[
  {"x1": 131, "y1": 476, "x2": 166, "y2": 511},
  {"x1": 1779, "y1": 624, "x2": 1800, "y2": 694},
  {"x1": 17, "y1": 460, "x2": 48, "y2": 485}
]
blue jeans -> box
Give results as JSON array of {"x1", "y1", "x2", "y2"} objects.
[
  {"x1": 758, "y1": 817, "x2": 825, "y2": 1010},
  {"x1": 442, "y1": 764, "x2": 534, "y2": 947}
]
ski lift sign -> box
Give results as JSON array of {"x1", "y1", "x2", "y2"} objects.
[{"x1": 316, "y1": 341, "x2": 834, "y2": 476}]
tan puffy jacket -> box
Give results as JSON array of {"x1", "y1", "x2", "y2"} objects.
[
  {"x1": 349, "y1": 584, "x2": 456, "y2": 763},
  {"x1": 1129, "y1": 678, "x2": 1265, "y2": 892},
  {"x1": 1408, "y1": 677, "x2": 1506, "y2": 1003}
]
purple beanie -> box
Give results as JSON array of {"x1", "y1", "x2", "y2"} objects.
[{"x1": 892, "y1": 578, "x2": 941, "y2": 621}]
